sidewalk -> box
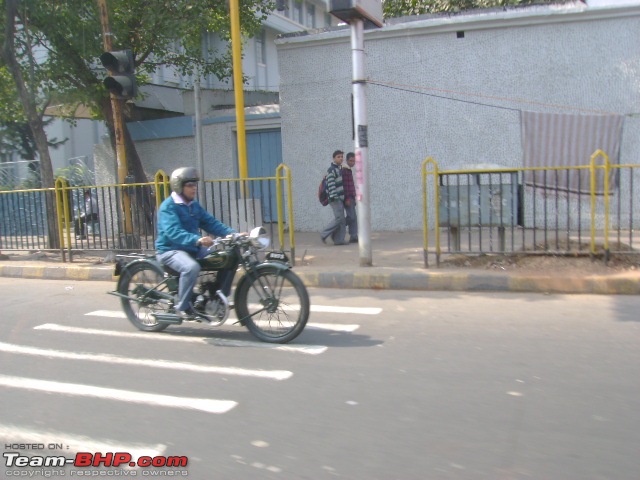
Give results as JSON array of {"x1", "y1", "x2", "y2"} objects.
[{"x1": 1, "y1": 231, "x2": 639, "y2": 294}]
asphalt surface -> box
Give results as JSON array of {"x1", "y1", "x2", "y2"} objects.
[{"x1": 1, "y1": 231, "x2": 639, "y2": 294}]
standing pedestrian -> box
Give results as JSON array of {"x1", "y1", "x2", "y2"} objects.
[
  {"x1": 320, "y1": 150, "x2": 346, "y2": 245},
  {"x1": 75, "y1": 189, "x2": 99, "y2": 240},
  {"x1": 343, "y1": 152, "x2": 358, "y2": 243}
]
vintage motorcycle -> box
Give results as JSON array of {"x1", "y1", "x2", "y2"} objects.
[{"x1": 109, "y1": 227, "x2": 309, "y2": 344}]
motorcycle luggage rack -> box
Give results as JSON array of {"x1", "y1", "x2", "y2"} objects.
[{"x1": 115, "y1": 253, "x2": 154, "y2": 260}]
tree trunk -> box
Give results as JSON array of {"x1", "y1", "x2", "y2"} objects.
[
  {"x1": 100, "y1": 98, "x2": 155, "y2": 238},
  {"x1": 3, "y1": 0, "x2": 59, "y2": 249}
]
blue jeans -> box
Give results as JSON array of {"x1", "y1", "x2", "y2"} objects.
[
  {"x1": 157, "y1": 250, "x2": 200, "y2": 312},
  {"x1": 157, "y1": 249, "x2": 237, "y2": 312}
]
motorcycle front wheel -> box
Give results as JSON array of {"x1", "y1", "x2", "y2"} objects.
[
  {"x1": 235, "y1": 267, "x2": 310, "y2": 343},
  {"x1": 118, "y1": 261, "x2": 171, "y2": 332}
]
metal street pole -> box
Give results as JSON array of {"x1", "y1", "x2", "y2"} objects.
[
  {"x1": 229, "y1": 0, "x2": 248, "y2": 194},
  {"x1": 194, "y1": 80, "x2": 206, "y2": 204},
  {"x1": 351, "y1": 18, "x2": 372, "y2": 266},
  {"x1": 96, "y1": 0, "x2": 133, "y2": 238}
]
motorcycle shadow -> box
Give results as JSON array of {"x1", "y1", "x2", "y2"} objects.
[{"x1": 145, "y1": 323, "x2": 383, "y2": 348}]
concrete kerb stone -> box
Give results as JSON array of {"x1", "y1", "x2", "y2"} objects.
[
  {"x1": 0, "y1": 264, "x2": 116, "y2": 282},
  {"x1": 1, "y1": 262, "x2": 639, "y2": 295},
  {"x1": 296, "y1": 269, "x2": 640, "y2": 294}
]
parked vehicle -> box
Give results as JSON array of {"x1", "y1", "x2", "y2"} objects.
[{"x1": 109, "y1": 227, "x2": 309, "y2": 343}]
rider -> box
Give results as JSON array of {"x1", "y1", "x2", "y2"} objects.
[{"x1": 156, "y1": 167, "x2": 237, "y2": 320}]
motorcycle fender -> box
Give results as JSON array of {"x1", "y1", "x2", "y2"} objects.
[
  {"x1": 116, "y1": 258, "x2": 164, "y2": 289},
  {"x1": 234, "y1": 262, "x2": 291, "y2": 305}
]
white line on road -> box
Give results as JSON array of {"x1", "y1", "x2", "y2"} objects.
[
  {"x1": 309, "y1": 305, "x2": 382, "y2": 315},
  {"x1": 88, "y1": 304, "x2": 381, "y2": 317},
  {"x1": 34, "y1": 324, "x2": 328, "y2": 355},
  {"x1": 0, "y1": 342, "x2": 292, "y2": 380},
  {"x1": 0, "y1": 423, "x2": 165, "y2": 458},
  {"x1": 306, "y1": 323, "x2": 360, "y2": 332},
  {"x1": 86, "y1": 310, "x2": 361, "y2": 333},
  {"x1": 0, "y1": 374, "x2": 237, "y2": 414}
]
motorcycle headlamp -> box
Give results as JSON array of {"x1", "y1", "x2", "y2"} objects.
[{"x1": 249, "y1": 226, "x2": 270, "y2": 250}]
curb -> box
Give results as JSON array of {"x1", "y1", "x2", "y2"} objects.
[
  {"x1": 0, "y1": 264, "x2": 115, "y2": 282},
  {"x1": 1, "y1": 264, "x2": 639, "y2": 295},
  {"x1": 295, "y1": 271, "x2": 640, "y2": 295}
]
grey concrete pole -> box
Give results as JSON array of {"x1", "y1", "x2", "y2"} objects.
[
  {"x1": 351, "y1": 18, "x2": 372, "y2": 266},
  {"x1": 194, "y1": 80, "x2": 205, "y2": 204}
]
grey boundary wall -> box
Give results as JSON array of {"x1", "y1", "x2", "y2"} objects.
[
  {"x1": 95, "y1": 3, "x2": 640, "y2": 233},
  {"x1": 275, "y1": 2, "x2": 640, "y2": 231}
]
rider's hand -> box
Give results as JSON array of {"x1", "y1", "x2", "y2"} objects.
[{"x1": 198, "y1": 236, "x2": 214, "y2": 247}]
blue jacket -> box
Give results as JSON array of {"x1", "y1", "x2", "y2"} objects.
[{"x1": 155, "y1": 193, "x2": 235, "y2": 255}]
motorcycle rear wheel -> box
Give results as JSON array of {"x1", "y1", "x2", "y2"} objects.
[
  {"x1": 118, "y1": 261, "x2": 171, "y2": 332},
  {"x1": 235, "y1": 267, "x2": 309, "y2": 343}
]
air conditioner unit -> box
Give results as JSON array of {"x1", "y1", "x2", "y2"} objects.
[{"x1": 329, "y1": 0, "x2": 383, "y2": 28}]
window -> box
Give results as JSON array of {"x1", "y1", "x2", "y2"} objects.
[
  {"x1": 293, "y1": 0, "x2": 303, "y2": 24},
  {"x1": 256, "y1": 29, "x2": 266, "y2": 65},
  {"x1": 306, "y1": 3, "x2": 315, "y2": 28}
]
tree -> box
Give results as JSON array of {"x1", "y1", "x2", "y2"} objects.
[
  {"x1": 2, "y1": 0, "x2": 62, "y2": 246},
  {"x1": 382, "y1": 0, "x2": 574, "y2": 18},
  {"x1": 1, "y1": 0, "x2": 273, "y2": 247}
]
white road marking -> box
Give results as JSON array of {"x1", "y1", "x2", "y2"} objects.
[
  {"x1": 0, "y1": 423, "x2": 165, "y2": 457},
  {"x1": 89, "y1": 304, "x2": 382, "y2": 317},
  {"x1": 306, "y1": 323, "x2": 360, "y2": 332},
  {"x1": 87, "y1": 310, "x2": 362, "y2": 332},
  {"x1": 34, "y1": 324, "x2": 328, "y2": 355},
  {"x1": 247, "y1": 304, "x2": 382, "y2": 315},
  {"x1": 310, "y1": 305, "x2": 382, "y2": 315},
  {"x1": 0, "y1": 375, "x2": 237, "y2": 414},
  {"x1": 0, "y1": 341, "x2": 292, "y2": 380},
  {"x1": 86, "y1": 309, "x2": 126, "y2": 318}
]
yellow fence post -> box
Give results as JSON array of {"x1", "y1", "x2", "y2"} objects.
[
  {"x1": 54, "y1": 177, "x2": 73, "y2": 262},
  {"x1": 154, "y1": 169, "x2": 170, "y2": 209},
  {"x1": 590, "y1": 149, "x2": 610, "y2": 263},
  {"x1": 422, "y1": 157, "x2": 440, "y2": 268},
  {"x1": 276, "y1": 163, "x2": 296, "y2": 265}
]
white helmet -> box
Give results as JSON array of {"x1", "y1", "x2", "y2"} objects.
[{"x1": 169, "y1": 167, "x2": 199, "y2": 194}]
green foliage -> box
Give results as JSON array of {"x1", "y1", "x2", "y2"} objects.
[
  {"x1": 0, "y1": 66, "x2": 67, "y2": 162},
  {"x1": 382, "y1": 0, "x2": 574, "y2": 17},
  {"x1": 54, "y1": 163, "x2": 92, "y2": 187},
  {"x1": 4, "y1": 0, "x2": 275, "y2": 122}
]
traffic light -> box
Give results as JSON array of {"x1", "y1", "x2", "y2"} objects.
[{"x1": 100, "y1": 49, "x2": 137, "y2": 98}]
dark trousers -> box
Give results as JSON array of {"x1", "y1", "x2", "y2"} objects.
[{"x1": 74, "y1": 213, "x2": 98, "y2": 235}]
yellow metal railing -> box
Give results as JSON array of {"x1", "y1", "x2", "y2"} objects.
[
  {"x1": 590, "y1": 149, "x2": 610, "y2": 260},
  {"x1": 276, "y1": 163, "x2": 295, "y2": 263},
  {"x1": 422, "y1": 152, "x2": 640, "y2": 267}
]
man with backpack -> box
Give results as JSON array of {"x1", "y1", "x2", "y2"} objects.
[{"x1": 320, "y1": 150, "x2": 347, "y2": 245}]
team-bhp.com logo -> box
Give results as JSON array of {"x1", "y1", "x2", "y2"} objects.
[{"x1": 4, "y1": 451, "x2": 188, "y2": 475}]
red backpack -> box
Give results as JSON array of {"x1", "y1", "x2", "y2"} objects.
[{"x1": 318, "y1": 175, "x2": 329, "y2": 206}]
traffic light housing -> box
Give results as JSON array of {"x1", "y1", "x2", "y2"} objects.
[{"x1": 100, "y1": 49, "x2": 137, "y2": 98}]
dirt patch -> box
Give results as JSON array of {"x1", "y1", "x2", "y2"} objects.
[{"x1": 441, "y1": 252, "x2": 640, "y2": 275}]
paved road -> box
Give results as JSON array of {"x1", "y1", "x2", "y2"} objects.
[{"x1": 1, "y1": 278, "x2": 639, "y2": 479}]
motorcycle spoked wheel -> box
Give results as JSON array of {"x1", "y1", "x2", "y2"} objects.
[
  {"x1": 118, "y1": 261, "x2": 172, "y2": 332},
  {"x1": 235, "y1": 267, "x2": 310, "y2": 344}
]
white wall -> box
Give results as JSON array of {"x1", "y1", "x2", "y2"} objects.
[
  {"x1": 46, "y1": 117, "x2": 108, "y2": 175},
  {"x1": 276, "y1": 2, "x2": 640, "y2": 231}
]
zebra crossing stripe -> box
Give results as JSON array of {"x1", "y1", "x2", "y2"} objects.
[
  {"x1": 86, "y1": 310, "x2": 360, "y2": 333},
  {"x1": 34, "y1": 324, "x2": 328, "y2": 355},
  {"x1": 0, "y1": 341, "x2": 292, "y2": 380},
  {"x1": 0, "y1": 374, "x2": 237, "y2": 414}
]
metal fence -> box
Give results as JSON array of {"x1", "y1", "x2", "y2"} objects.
[
  {"x1": 0, "y1": 165, "x2": 297, "y2": 263},
  {"x1": 422, "y1": 150, "x2": 640, "y2": 267}
]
